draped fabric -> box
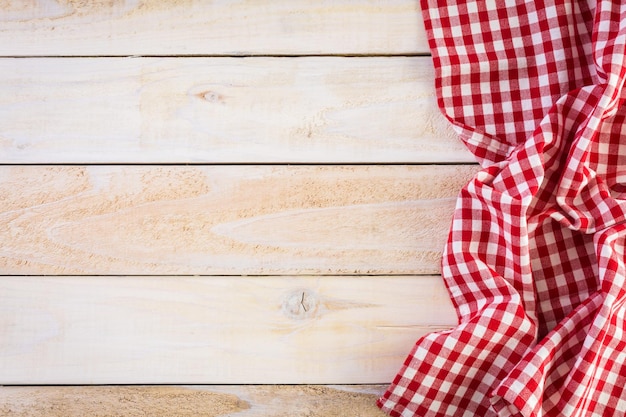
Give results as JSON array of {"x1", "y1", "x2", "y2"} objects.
[{"x1": 378, "y1": 1, "x2": 626, "y2": 415}]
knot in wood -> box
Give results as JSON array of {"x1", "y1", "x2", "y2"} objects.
[
  {"x1": 282, "y1": 289, "x2": 319, "y2": 320},
  {"x1": 199, "y1": 90, "x2": 224, "y2": 103}
]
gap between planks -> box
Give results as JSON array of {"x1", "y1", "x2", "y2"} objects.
[
  {"x1": 0, "y1": 162, "x2": 479, "y2": 167},
  {"x1": 0, "y1": 53, "x2": 433, "y2": 58}
]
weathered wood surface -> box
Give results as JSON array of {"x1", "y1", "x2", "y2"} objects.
[
  {"x1": 0, "y1": 275, "x2": 456, "y2": 384},
  {"x1": 0, "y1": 385, "x2": 388, "y2": 417},
  {"x1": 0, "y1": 1, "x2": 429, "y2": 56},
  {"x1": 0, "y1": 57, "x2": 471, "y2": 164},
  {"x1": 0, "y1": 165, "x2": 478, "y2": 275}
]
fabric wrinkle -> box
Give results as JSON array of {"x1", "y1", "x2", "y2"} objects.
[{"x1": 378, "y1": 1, "x2": 626, "y2": 416}]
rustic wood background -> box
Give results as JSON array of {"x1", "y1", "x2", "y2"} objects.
[{"x1": 0, "y1": 1, "x2": 476, "y2": 414}]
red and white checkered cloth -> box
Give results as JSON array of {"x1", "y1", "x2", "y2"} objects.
[{"x1": 378, "y1": 0, "x2": 626, "y2": 416}]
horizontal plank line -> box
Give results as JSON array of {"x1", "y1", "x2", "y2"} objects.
[
  {"x1": 0, "y1": 162, "x2": 478, "y2": 167},
  {"x1": 0, "y1": 383, "x2": 387, "y2": 387},
  {"x1": 3, "y1": 272, "x2": 451, "y2": 278},
  {"x1": 0, "y1": 53, "x2": 432, "y2": 59}
]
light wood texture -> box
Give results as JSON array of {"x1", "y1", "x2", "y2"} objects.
[
  {"x1": 0, "y1": 1, "x2": 428, "y2": 57},
  {"x1": 0, "y1": 0, "x2": 469, "y2": 402},
  {"x1": 0, "y1": 57, "x2": 471, "y2": 164},
  {"x1": 0, "y1": 275, "x2": 456, "y2": 384},
  {"x1": 0, "y1": 165, "x2": 478, "y2": 275},
  {"x1": 0, "y1": 385, "x2": 388, "y2": 417}
]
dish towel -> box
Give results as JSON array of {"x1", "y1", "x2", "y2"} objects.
[{"x1": 378, "y1": 0, "x2": 626, "y2": 416}]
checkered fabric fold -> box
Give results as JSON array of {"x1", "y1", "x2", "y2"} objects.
[{"x1": 378, "y1": 1, "x2": 626, "y2": 416}]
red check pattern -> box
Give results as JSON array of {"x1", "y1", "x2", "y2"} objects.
[{"x1": 378, "y1": 1, "x2": 626, "y2": 416}]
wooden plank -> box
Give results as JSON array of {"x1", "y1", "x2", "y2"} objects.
[
  {"x1": 0, "y1": 275, "x2": 456, "y2": 384},
  {"x1": 0, "y1": 1, "x2": 429, "y2": 57},
  {"x1": 0, "y1": 385, "x2": 388, "y2": 417},
  {"x1": 0, "y1": 57, "x2": 471, "y2": 164},
  {"x1": 0, "y1": 165, "x2": 478, "y2": 275}
]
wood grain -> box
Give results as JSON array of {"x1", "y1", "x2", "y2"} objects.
[
  {"x1": 0, "y1": 0, "x2": 429, "y2": 56},
  {"x1": 0, "y1": 385, "x2": 388, "y2": 417},
  {"x1": 0, "y1": 57, "x2": 471, "y2": 164},
  {"x1": 0, "y1": 165, "x2": 478, "y2": 275},
  {"x1": 0, "y1": 275, "x2": 456, "y2": 384}
]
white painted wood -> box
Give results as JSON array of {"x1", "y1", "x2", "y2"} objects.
[
  {"x1": 0, "y1": 1, "x2": 429, "y2": 56},
  {"x1": 0, "y1": 275, "x2": 456, "y2": 384},
  {"x1": 0, "y1": 57, "x2": 470, "y2": 163},
  {"x1": 0, "y1": 165, "x2": 478, "y2": 275}
]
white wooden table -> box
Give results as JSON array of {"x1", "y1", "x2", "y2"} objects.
[{"x1": 0, "y1": 1, "x2": 475, "y2": 415}]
